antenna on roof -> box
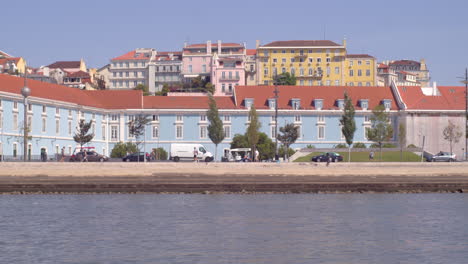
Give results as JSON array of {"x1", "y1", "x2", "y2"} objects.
[{"x1": 323, "y1": 25, "x2": 326, "y2": 40}]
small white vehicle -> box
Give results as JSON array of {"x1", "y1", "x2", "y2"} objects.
[
  {"x1": 222, "y1": 148, "x2": 252, "y2": 162},
  {"x1": 169, "y1": 143, "x2": 213, "y2": 162}
]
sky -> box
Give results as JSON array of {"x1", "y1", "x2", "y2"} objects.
[{"x1": 1, "y1": 0, "x2": 467, "y2": 85}]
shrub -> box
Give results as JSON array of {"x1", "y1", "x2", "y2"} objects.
[
  {"x1": 407, "y1": 144, "x2": 418, "y2": 148},
  {"x1": 370, "y1": 143, "x2": 397, "y2": 148},
  {"x1": 306, "y1": 144, "x2": 315, "y2": 149},
  {"x1": 152, "y1": 147, "x2": 168, "y2": 160},
  {"x1": 279, "y1": 146, "x2": 295, "y2": 158},
  {"x1": 353, "y1": 142, "x2": 367, "y2": 148},
  {"x1": 111, "y1": 142, "x2": 138, "y2": 158},
  {"x1": 334, "y1": 143, "x2": 348, "y2": 148}
]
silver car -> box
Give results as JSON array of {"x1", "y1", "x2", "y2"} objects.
[{"x1": 429, "y1": 152, "x2": 456, "y2": 162}]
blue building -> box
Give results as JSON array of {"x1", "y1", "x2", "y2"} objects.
[{"x1": 0, "y1": 73, "x2": 402, "y2": 161}]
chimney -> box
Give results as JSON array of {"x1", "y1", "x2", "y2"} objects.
[
  {"x1": 256, "y1": 40, "x2": 260, "y2": 49},
  {"x1": 217, "y1": 40, "x2": 222, "y2": 54},
  {"x1": 207, "y1": 40, "x2": 212, "y2": 54}
]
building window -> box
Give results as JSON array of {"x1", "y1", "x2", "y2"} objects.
[
  {"x1": 335, "y1": 67, "x2": 339, "y2": 74},
  {"x1": 152, "y1": 115, "x2": 159, "y2": 121},
  {"x1": 68, "y1": 121, "x2": 72, "y2": 135},
  {"x1": 358, "y1": 82, "x2": 362, "y2": 86},
  {"x1": 200, "y1": 126, "x2": 207, "y2": 139},
  {"x1": 299, "y1": 80, "x2": 304, "y2": 85},
  {"x1": 358, "y1": 60, "x2": 362, "y2": 65},
  {"x1": 296, "y1": 125, "x2": 302, "y2": 139},
  {"x1": 223, "y1": 125, "x2": 231, "y2": 138},
  {"x1": 366, "y1": 60, "x2": 371, "y2": 65},
  {"x1": 42, "y1": 117, "x2": 46, "y2": 133},
  {"x1": 364, "y1": 115, "x2": 371, "y2": 123},
  {"x1": 0, "y1": 112, "x2": 2, "y2": 130},
  {"x1": 13, "y1": 143, "x2": 17, "y2": 158},
  {"x1": 188, "y1": 65, "x2": 192, "y2": 73},
  {"x1": 357, "y1": 69, "x2": 362, "y2": 76},
  {"x1": 264, "y1": 67, "x2": 268, "y2": 75},
  {"x1": 92, "y1": 123, "x2": 95, "y2": 135},
  {"x1": 152, "y1": 125, "x2": 159, "y2": 138},
  {"x1": 271, "y1": 125, "x2": 277, "y2": 139},
  {"x1": 335, "y1": 80, "x2": 340, "y2": 86},
  {"x1": 317, "y1": 58, "x2": 322, "y2": 63},
  {"x1": 281, "y1": 67, "x2": 286, "y2": 74},
  {"x1": 349, "y1": 60, "x2": 354, "y2": 66},
  {"x1": 326, "y1": 67, "x2": 330, "y2": 75},
  {"x1": 326, "y1": 57, "x2": 331, "y2": 63},
  {"x1": 365, "y1": 126, "x2": 371, "y2": 140},
  {"x1": 102, "y1": 125, "x2": 106, "y2": 140},
  {"x1": 13, "y1": 101, "x2": 18, "y2": 110},
  {"x1": 318, "y1": 125, "x2": 325, "y2": 139},
  {"x1": 224, "y1": 115, "x2": 231, "y2": 122},
  {"x1": 111, "y1": 125, "x2": 118, "y2": 141},
  {"x1": 317, "y1": 115, "x2": 325, "y2": 123},
  {"x1": 349, "y1": 69, "x2": 354, "y2": 77},
  {"x1": 202, "y1": 65, "x2": 206, "y2": 73},
  {"x1": 366, "y1": 69, "x2": 371, "y2": 76},
  {"x1": 176, "y1": 125, "x2": 183, "y2": 139},
  {"x1": 294, "y1": 115, "x2": 301, "y2": 122},
  {"x1": 291, "y1": 67, "x2": 295, "y2": 75},
  {"x1": 176, "y1": 115, "x2": 183, "y2": 122},
  {"x1": 56, "y1": 119, "x2": 60, "y2": 134},
  {"x1": 366, "y1": 82, "x2": 371, "y2": 86},
  {"x1": 326, "y1": 80, "x2": 331, "y2": 86},
  {"x1": 200, "y1": 115, "x2": 207, "y2": 121},
  {"x1": 42, "y1": 105, "x2": 46, "y2": 113}
]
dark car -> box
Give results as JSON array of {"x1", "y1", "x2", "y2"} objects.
[
  {"x1": 69, "y1": 151, "x2": 109, "y2": 162},
  {"x1": 311, "y1": 152, "x2": 343, "y2": 162},
  {"x1": 122, "y1": 152, "x2": 150, "y2": 162}
]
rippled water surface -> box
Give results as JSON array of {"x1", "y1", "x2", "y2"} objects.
[{"x1": 1, "y1": 193, "x2": 468, "y2": 264}]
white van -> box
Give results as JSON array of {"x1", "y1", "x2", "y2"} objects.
[{"x1": 170, "y1": 143, "x2": 214, "y2": 162}]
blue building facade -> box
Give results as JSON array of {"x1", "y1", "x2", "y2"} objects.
[{"x1": 0, "y1": 74, "x2": 400, "y2": 161}]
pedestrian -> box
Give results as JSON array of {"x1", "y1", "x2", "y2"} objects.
[
  {"x1": 60, "y1": 147, "x2": 65, "y2": 162},
  {"x1": 193, "y1": 147, "x2": 199, "y2": 162},
  {"x1": 82, "y1": 151, "x2": 88, "y2": 162},
  {"x1": 255, "y1": 149, "x2": 260, "y2": 162},
  {"x1": 369, "y1": 151, "x2": 374, "y2": 160},
  {"x1": 326, "y1": 152, "x2": 331, "y2": 167}
]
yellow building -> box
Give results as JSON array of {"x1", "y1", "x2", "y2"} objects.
[
  {"x1": 257, "y1": 40, "x2": 376, "y2": 86},
  {"x1": 344, "y1": 54, "x2": 376, "y2": 86}
]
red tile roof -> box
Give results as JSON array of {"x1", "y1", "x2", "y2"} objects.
[
  {"x1": 246, "y1": 49, "x2": 257, "y2": 56},
  {"x1": 0, "y1": 74, "x2": 142, "y2": 109},
  {"x1": 143, "y1": 96, "x2": 236, "y2": 109},
  {"x1": 396, "y1": 85, "x2": 465, "y2": 110},
  {"x1": 389, "y1": 60, "x2": 420, "y2": 66},
  {"x1": 112, "y1": 50, "x2": 152, "y2": 61},
  {"x1": 378, "y1": 63, "x2": 389, "y2": 69},
  {"x1": 158, "y1": 51, "x2": 182, "y2": 55},
  {"x1": 47, "y1": 61, "x2": 81, "y2": 69},
  {"x1": 235, "y1": 85, "x2": 398, "y2": 110},
  {"x1": 185, "y1": 43, "x2": 243, "y2": 49},
  {"x1": 66, "y1": 70, "x2": 90, "y2": 78},
  {"x1": 261, "y1": 40, "x2": 340, "y2": 47},
  {"x1": 346, "y1": 54, "x2": 374, "y2": 59}
]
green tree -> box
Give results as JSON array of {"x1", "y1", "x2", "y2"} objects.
[
  {"x1": 155, "y1": 84, "x2": 169, "y2": 96},
  {"x1": 73, "y1": 119, "x2": 95, "y2": 151},
  {"x1": 443, "y1": 120, "x2": 463, "y2": 156},
  {"x1": 204, "y1": 82, "x2": 214, "y2": 94},
  {"x1": 111, "y1": 142, "x2": 138, "y2": 158},
  {"x1": 277, "y1": 123, "x2": 299, "y2": 161},
  {"x1": 367, "y1": 104, "x2": 394, "y2": 161},
  {"x1": 246, "y1": 106, "x2": 261, "y2": 161},
  {"x1": 128, "y1": 115, "x2": 152, "y2": 161},
  {"x1": 134, "y1": 84, "x2": 151, "y2": 96},
  {"x1": 230, "y1": 132, "x2": 275, "y2": 161},
  {"x1": 398, "y1": 122, "x2": 407, "y2": 161},
  {"x1": 152, "y1": 147, "x2": 168, "y2": 160},
  {"x1": 279, "y1": 145, "x2": 296, "y2": 158},
  {"x1": 207, "y1": 93, "x2": 225, "y2": 161},
  {"x1": 339, "y1": 92, "x2": 356, "y2": 162},
  {"x1": 231, "y1": 133, "x2": 249, "y2": 149},
  {"x1": 273, "y1": 72, "x2": 296, "y2": 85}
]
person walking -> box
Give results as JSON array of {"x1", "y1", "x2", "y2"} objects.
[
  {"x1": 255, "y1": 149, "x2": 260, "y2": 162},
  {"x1": 193, "y1": 147, "x2": 199, "y2": 162},
  {"x1": 82, "y1": 151, "x2": 88, "y2": 162},
  {"x1": 326, "y1": 152, "x2": 331, "y2": 167},
  {"x1": 369, "y1": 151, "x2": 374, "y2": 161},
  {"x1": 59, "y1": 147, "x2": 65, "y2": 162}
]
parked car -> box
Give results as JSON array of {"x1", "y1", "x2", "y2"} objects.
[
  {"x1": 427, "y1": 151, "x2": 457, "y2": 162},
  {"x1": 69, "y1": 151, "x2": 109, "y2": 162},
  {"x1": 122, "y1": 152, "x2": 150, "y2": 162},
  {"x1": 311, "y1": 152, "x2": 343, "y2": 162}
]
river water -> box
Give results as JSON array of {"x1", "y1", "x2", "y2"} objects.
[{"x1": 1, "y1": 193, "x2": 467, "y2": 264}]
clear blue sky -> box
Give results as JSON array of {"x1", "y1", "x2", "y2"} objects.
[{"x1": 2, "y1": 0, "x2": 467, "y2": 85}]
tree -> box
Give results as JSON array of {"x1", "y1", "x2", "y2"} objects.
[
  {"x1": 273, "y1": 72, "x2": 296, "y2": 85},
  {"x1": 155, "y1": 84, "x2": 169, "y2": 96},
  {"x1": 443, "y1": 120, "x2": 463, "y2": 156},
  {"x1": 73, "y1": 119, "x2": 94, "y2": 151},
  {"x1": 206, "y1": 93, "x2": 224, "y2": 161},
  {"x1": 204, "y1": 82, "x2": 214, "y2": 94},
  {"x1": 230, "y1": 132, "x2": 275, "y2": 161},
  {"x1": 128, "y1": 115, "x2": 152, "y2": 162},
  {"x1": 152, "y1": 147, "x2": 168, "y2": 160},
  {"x1": 246, "y1": 106, "x2": 261, "y2": 161},
  {"x1": 339, "y1": 92, "x2": 356, "y2": 162},
  {"x1": 398, "y1": 122, "x2": 407, "y2": 161},
  {"x1": 134, "y1": 84, "x2": 151, "y2": 96},
  {"x1": 367, "y1": 105, "x2": 394, "y2": 161},
  {"x1": 111, "y1": 142, "x2": 138, "y2": 158},
  {"x1": 276, "y1": 123, "x2": 299, "y2": 161}
]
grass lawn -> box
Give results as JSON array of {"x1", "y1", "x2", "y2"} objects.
[{"x1": 294, "y1": 151, "x2": 422, "y2": 162}]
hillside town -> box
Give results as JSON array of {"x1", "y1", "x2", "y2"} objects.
[{"x1": 0, "y1": 39, "x2": 465, "y2": 161}]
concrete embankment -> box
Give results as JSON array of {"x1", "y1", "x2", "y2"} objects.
[{"x1": 1, "y1": 162, "x2": 468, "y2": 194}]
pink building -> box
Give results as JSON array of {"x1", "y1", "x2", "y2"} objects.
[{"x1": 182, "y1": 40, "x2": 246, "y2": 95}]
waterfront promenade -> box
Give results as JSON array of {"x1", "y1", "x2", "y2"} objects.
[{"x1": 1, "y1": 162, "x2": 468, "y2": 193}]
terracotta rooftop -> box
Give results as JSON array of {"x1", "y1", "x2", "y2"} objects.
[
  {"x1": 346, "y1": 54, "x2": 374, "y2": 59},
  {"x1": 143, "y1": 96, "x2": 236, "y2": 109},
  {"x1": 47, "y1": 61, "x2": 81, "y2": 69},
  {"x1": 235, "y1": 85, "x2": 398, "y2": 110},
  {"x1": 397, "y1": 85, "x2": 466, "y2": 110},
  {"x1": 261, "y1": 40, "x2": 341, "y2": 47},
  {"x1": 389, "y1": 60, "x2": 420, "y2": 66},
  {"x1": 0, "y1": 50, "x2": 13, "y2": 58},
  {"x1": 66, "y1": 70, "x2": 90, "y2": 78},
  {"x1": 246, "y1": 49, "x2": 257, "y2": 56},
  {"x1": 0, "y1": 74, "x2": 142, "y2": 109},
  {"x1": 112, "y1": 50, "x2": 153, "y2": 61},
  {"x1": 185, "y1": 43, "x2": 243, "y2": 49}
]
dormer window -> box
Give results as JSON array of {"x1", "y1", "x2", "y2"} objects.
[
  {"x1": 268, "y1": 98, "x2": 276, "y2": 110},
  {"x1": 382, "y1": 99, "x2": 391, "y2": 111},
  {"x1": 244, "y1": 98, "x2": 254, "y2": 109},
  {"x1": 314, "y1": 99, "x2": 323, "y2": 110},
  {"x1": 360, "y1": 99, "x2": 369, "y2": 110},
  {"x1": 337, "y1": 99, "x2": 344, "y2": 110},
  {"x1": 291, "y1": 98, "x2": 300, "y2": 110}
]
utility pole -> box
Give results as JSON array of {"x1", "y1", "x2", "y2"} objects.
[
  {"x1": 458, "y1": 68, "x2": 468, "y2": 161},
  {"x1": 21, "y1": 71, "x2": 31, "y2": 162},
  {"x1": 274, "y1": 85, "x2": 279, "y2": 161}
]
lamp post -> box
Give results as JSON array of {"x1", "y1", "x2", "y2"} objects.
[
  {"x1": 21, "y1": 75, "x2": 31, "y2": 162},
  {"x1": 273, "y1": 84, "x2": 279, "y2": 161},
  {"x1": 457, "y1": 68, "x2": 468, "y2": 161}
]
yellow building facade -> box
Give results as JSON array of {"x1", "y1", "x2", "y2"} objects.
[{"x1": 257, "y1": 40, "x2": 376, "y2": 86}]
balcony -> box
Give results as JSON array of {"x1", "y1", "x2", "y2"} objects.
[{"x1": 220, "y1": 76, "x2": 240, "y2": 81}]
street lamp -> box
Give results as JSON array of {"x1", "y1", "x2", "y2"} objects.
[
  {"x1": 273, "y1": 83, "x2": 280, "y2": 161},
  {"x1": 21, "y1": 75, "x2": 31, "y2": 162}
]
